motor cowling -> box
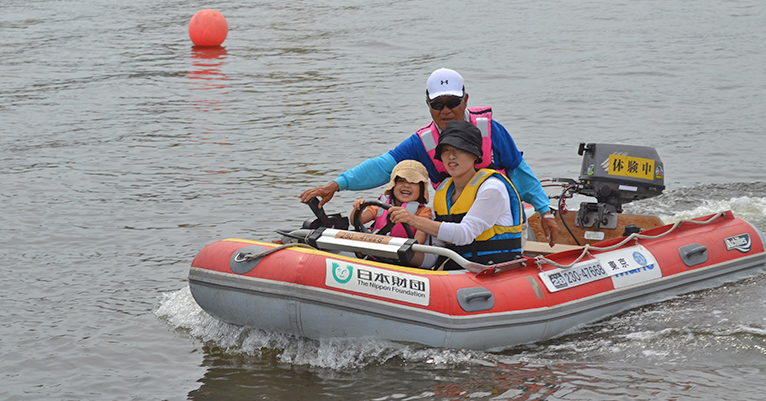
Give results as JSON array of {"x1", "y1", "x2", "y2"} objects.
[
  {"x1": 574, "y1": 143, "x2": 665, "y2": 230},
  {"x1": 577, "y1": 142, "x2": 665, "y2": 211}
]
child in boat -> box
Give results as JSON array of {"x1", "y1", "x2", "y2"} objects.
[{"x1": 350, "y1": 159, "x2": 432, "y2": 245}]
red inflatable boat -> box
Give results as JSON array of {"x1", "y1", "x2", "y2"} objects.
[{"x1": 188, "y1": 143, "x2": 766, "y2": 350}]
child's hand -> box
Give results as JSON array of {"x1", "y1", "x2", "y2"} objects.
[{"x1": 352, "y1": 199, "x2": 366, "y2": 211}]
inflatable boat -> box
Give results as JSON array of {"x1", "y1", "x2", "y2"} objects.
[{"x1": 188, "y1": 143, "x2": 766, "y2": 350}]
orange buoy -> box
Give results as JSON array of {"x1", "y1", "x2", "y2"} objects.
[{"x1": 188, "y1": 9, "x2": 228, "y2": 47}]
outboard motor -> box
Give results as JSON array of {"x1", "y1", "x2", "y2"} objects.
[{"x1": 573, "y1": 143, "x2": 665, "y2": 230}]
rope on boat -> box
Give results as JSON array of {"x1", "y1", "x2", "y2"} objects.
[
  {"x1": 533, "y1": 211, "x2": 727, "y2": 270},
  {"x1": 236, "y1": 243, "x2": 316, "y2": 261}
]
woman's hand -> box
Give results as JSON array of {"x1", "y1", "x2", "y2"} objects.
[
  {"x1": 390, "y1": 206, "x2": 441, "y2": 238},
  {"x1": 388, "y1": 206, "x2": 415, "y2": 226}
]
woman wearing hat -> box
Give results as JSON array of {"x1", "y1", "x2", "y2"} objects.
[
  {"x1": 350, "y1": 160, "x2": 432, "y2": 245},
  {"x1": 389, "y1": 120, "x2": 525, "y2": 269}
]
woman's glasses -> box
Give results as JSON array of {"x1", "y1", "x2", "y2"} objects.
[{"x1": 429, "y1": 96, "x2": 463, "y2": 111}]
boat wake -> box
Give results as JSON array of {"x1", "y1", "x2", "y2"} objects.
[
  {"x1": 624, "y1": 182, "x2": 766, "y2": 228},
  {"x1": 157, "y1": 273, "x2": 766, "y2": 371},
  {"x1": 155, "y1": 286, "x2": 485, "y2": 369},
  {"x1": 511, "y1": 272, "x2": 766, "y2": 366}
]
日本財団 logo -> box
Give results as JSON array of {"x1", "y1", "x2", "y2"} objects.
[{"x1": 331, "y1": 262, "x2": 353, "y2": 283}]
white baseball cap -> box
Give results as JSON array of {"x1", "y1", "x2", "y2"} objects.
[{"x1": 426, "y1": 68, "x2": 464, "y2": 100}]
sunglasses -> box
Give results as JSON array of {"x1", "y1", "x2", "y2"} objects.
[{"x1": 429, "y1": 96, "x2": 463, "y2": 111}]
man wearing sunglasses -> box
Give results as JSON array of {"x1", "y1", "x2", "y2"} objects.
[{"x1": 300, "y1": 68, "x2": 558, "y2": 247}]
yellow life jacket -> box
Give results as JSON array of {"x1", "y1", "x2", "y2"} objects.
[{"x1": 433, "y1": 169, "x2": 524, "y2": 264}]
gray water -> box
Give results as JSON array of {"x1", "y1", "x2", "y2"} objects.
[{"x1": 2, "y1": 0, "x2": 766, "y2": 400}]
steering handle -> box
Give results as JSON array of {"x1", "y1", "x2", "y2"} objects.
[{"x1": 353, "y1": 200, "x2": 414, "y2": 239}]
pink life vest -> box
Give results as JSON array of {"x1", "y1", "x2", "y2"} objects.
[
  {"x1": 417, "y1": 106, "x2": 505, "y2": 187},
  {"x1": 372, "y1": 195, "x2": 423, "y2": 238}
]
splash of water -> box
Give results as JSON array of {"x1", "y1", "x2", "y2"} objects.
[
  {"x1": 155, "y1": 287, "x2": 484, "y2": 370},
  {"x1": 625, "y1": 183, "x2": 766, "y2": 229}
]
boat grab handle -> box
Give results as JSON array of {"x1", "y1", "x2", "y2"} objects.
[
  {"x1": 457, "y1": 287, "x2": 495, "y2": 312},
  {"x1": 679, "y1": 243, "x2": 708, "y2": 267},
  {"x1": 464, "y1": 291, "x2": 493, "y2": 302}
]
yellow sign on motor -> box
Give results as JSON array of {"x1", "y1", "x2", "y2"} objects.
[{"x1": 608, "y1": 154, "x2": 655, "y2": 180}]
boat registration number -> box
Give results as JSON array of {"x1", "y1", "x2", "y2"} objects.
[
  {"x1": 538, "y1": 246, "x2": 660, "y2": 292},
  {"x1": 539, "y1": 261, "x2": 609, "y2": 292}
]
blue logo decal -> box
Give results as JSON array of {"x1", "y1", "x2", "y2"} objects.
[
  {"x1": 724, "y1": 234, "x2": 751, "y2": 253},
  {"x1": 632, "y1": 251, "x2": 647, "y2": 266},
  {"x1": 331, "y1": 262, "x2": 353, "y2": 283}
]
